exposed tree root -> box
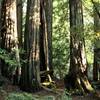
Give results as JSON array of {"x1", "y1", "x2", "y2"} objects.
[
  {"x1": 40, "y1": 83, "x2": 60, "y2": 94},
  {"x1": 76, "y1": 75, "x2": 94, "y2": 95},
  {"x1": 64, "y1": 74, "x2": 95, "y2": 95}
]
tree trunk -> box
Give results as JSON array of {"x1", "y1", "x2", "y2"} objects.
[
  {"x1": 0, "y1": 0, "x2": 7, "y2": 77},
  {"x1": 93, "y1": 2, "x2": 100, "y2": 81},
  {"x1": 45, "y1": 0, "x2": 53, "y2": 77},
  {"x1": 20, "y1": 0, "x2": 53, "y2": 92},
  {"x1": 40, "y1": 0, "x2": 53, "y2": 83},
  {"x1": 20, "y1": 0, "x2": 41, "y2": 92},
  {"x1": 17, "y1": 0, "x2": 23, "y2": 47},
  {"x1": 13, "y1": 0, "x2": 23, "y2": 85},
  {"x1": 65, "y1": 0, "x2": 94, "y2": 94},
  {"x1": 0, "y1": 0, "x2": 21, "y2": 82}
]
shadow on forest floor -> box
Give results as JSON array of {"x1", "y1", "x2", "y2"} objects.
[{"x1": 0, "y1": 76, "x2": 100, "y2": 100}]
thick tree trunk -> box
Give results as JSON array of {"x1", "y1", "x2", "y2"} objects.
[
  {"x1": 93, "y1": 2, "x2": 100, "y2": 81},
  {"x1": 20, "y1": 0, "x2": 41, "y2": 92},
  {"x1": 0, "y1": 0, "x2": 7, "y2": 77},
  {"x1": 65, "y1": 0, "x2": 94, "y2": 94},
  {"x1": 20, "y1": 0, "x2": 53, "y2": 92},
  {"x1": 0, "y1": 0, "x2": 21, "y2": 83}
]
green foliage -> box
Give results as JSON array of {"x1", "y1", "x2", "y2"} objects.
[
  {"x1": 53, "y1": 0, "x2": 70, "y2": 79},
  {"x1": 6, "y1": 93, "x2": 36, "y2": 100},
  {"x1": 5, "y1": 92, "x2": 72, "y2": 100},
  {"x1": 41, "y1": 96, "x2": 55, "y2": 100},
  {"x1": 60, "y1": 91, "x2": 72, "y2": 100},
  {"x1": 0, "y1": 48, "x2": 18, "y2": 67},
  {"x1": 83, "y1": 0, "x2": 94, "y2": 67},
  {"x1": 52, "y1": 0, "x2": 96, "y2": 80},
  {"x1": 0, "y1": 48, "x2": 27, "y2": 74}
]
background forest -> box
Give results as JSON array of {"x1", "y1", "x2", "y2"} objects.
[{"x1": 0, "y1": 0, "x2": 100, "y2": 100}]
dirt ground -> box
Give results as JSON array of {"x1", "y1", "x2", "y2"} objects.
[
  {"x1": 0, "y1": 78, "x2": 100, "y2": 100},
  {"x1": 0, "y1": 84, "x2": 100, "y2": 100}
]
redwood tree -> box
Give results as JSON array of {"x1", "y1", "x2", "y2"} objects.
[
  {"x1": 20, "y1": 0, "x2": 53, "y2": 92},
  {"x1": 0, "y1": 0, "x2": 20, "y2": 79},
  {"x1": 65, "y1": 0, "x2": 94, "y2": 94},
  {"x1": 93, "y1": 1, "x2": 100, "y2": 81}
]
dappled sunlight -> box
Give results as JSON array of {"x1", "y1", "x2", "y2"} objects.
[{"x1": 0, "y1": 0, "x2": 100, "y2": 99}]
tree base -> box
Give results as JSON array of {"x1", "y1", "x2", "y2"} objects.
[{"x1": 64, "y1": 74, "x2": 94, "y2": 95}]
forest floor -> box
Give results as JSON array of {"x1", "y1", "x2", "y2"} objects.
[
  {"x1": 72, "y1": 90, "x2": 100, "y2": 100},
  {"x1": 0, "y1": 76, "x2": 100, "y2": 100}
]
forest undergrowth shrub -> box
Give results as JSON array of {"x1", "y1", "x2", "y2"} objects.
[
  {"x1": 60, "y1": 91, "x2": 72, "y2": 100},
  {"x1": 6, "y1": 92, "x2": 37, "y2": 100},
  {"x1": 0, "y1": 48, "x2": 19, "y2": 69},
  {"x1": 0, "y1": 48, "x2": 26, "y2": 74}
]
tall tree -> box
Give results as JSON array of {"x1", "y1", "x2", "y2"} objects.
[
  {"x1": 93, "y1": 1, "x2": 100, "y2": 81},
  {"x1": 65, "y1": 0, "x2": 94, "y2": 94},
  {"x1": 20, "y1": 0, "x2": 41, "y2": 91},
  {"x1": 0, "y1": 0, "x2": 20, "y2": 81},
  {"x1": 20, "y1": 0, "x2": 53, "y2": 92}
]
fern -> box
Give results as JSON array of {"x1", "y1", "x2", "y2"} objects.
[{"x1": 0, "y1": 48, "x2": 18, "y2": 67}]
